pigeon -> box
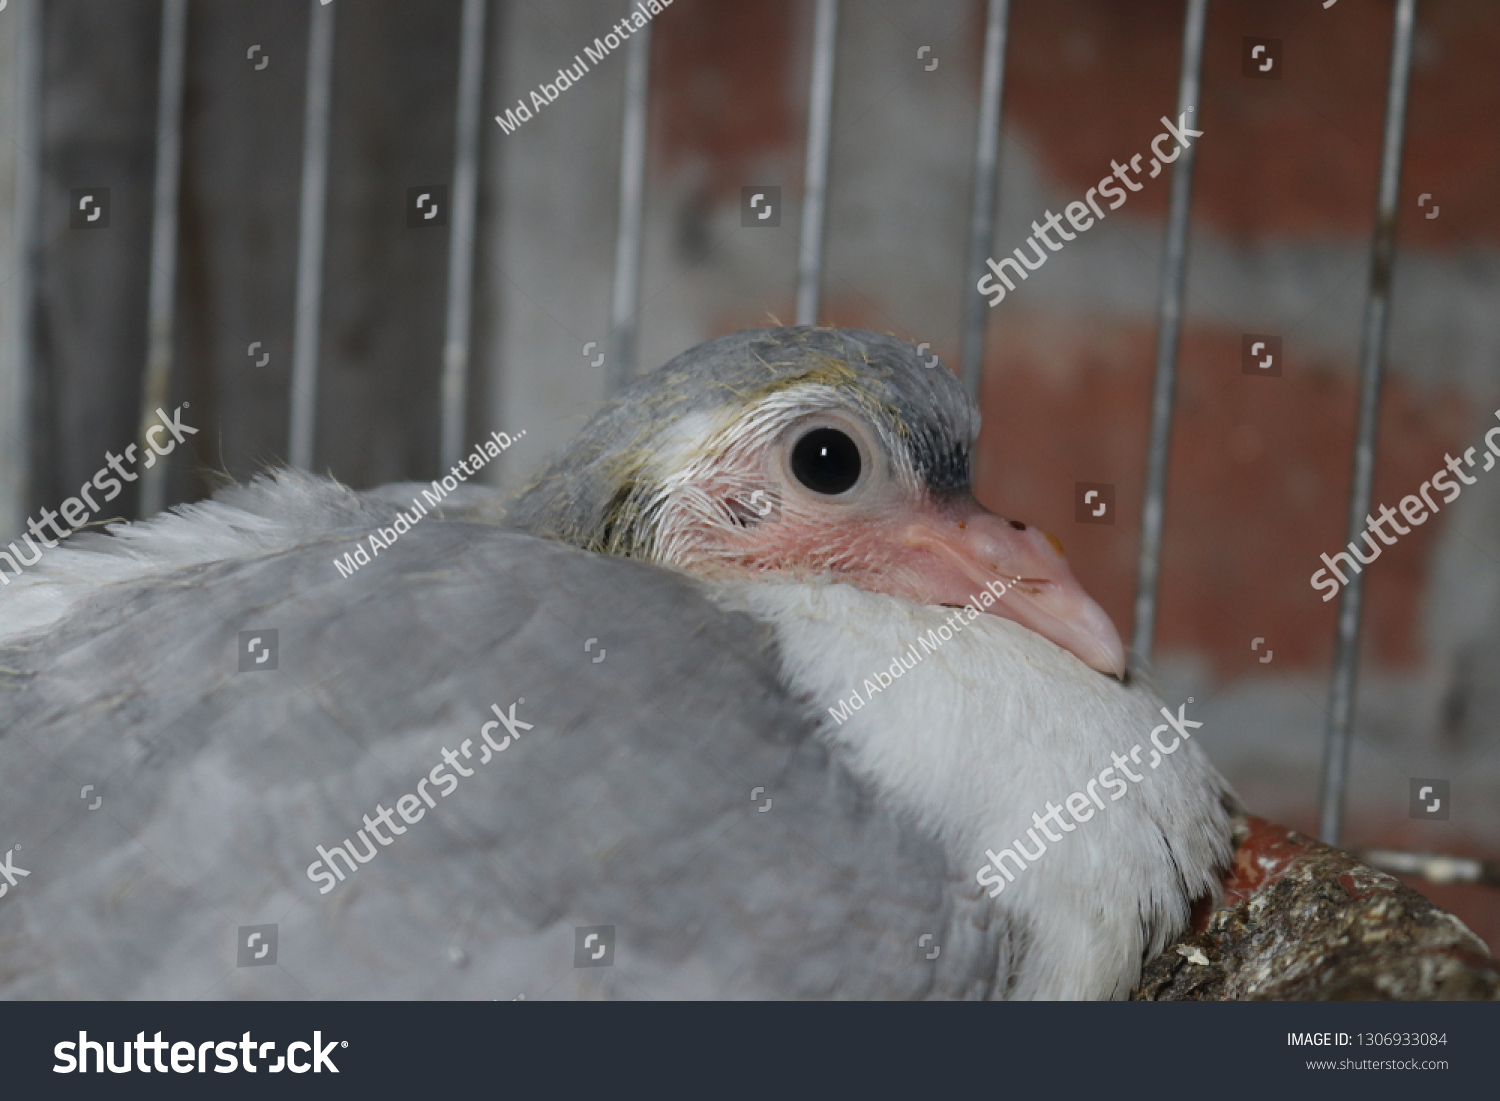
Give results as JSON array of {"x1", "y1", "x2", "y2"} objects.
[{"x1": 0, "y1": 325, "x2": 1233, "y2": 1000}]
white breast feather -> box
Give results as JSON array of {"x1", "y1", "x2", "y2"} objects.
[{"x1": 707, "y1": 578, "x2": 1234, "y2": 1000}]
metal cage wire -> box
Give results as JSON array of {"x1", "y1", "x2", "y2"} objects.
[{"x1": 1, "y1": 0, "x2": 1425, "y2": 848}]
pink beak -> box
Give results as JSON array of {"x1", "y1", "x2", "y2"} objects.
[{"x1": 894, "y1": 497, "x2": 1127, "y2": 676}]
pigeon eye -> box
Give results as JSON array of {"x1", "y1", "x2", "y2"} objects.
[{"x1": 790, "y1": 427, "x2": 862, "y2": 496}]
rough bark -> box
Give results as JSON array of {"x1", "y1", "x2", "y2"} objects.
[{"x1": 1133, "y1": 816, "x2": 1500, "y2": 1001}]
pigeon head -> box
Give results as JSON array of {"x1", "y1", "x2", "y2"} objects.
[{"x1": 508, "y1": 326, "x2": 1126, "y2": 675}]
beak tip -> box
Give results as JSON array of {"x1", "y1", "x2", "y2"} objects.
[
  {"x1": 1105, "y1": 623, "x2": 1128, "y2": 676},
  {"x1": 1092, "y1": 639, "x2": 1128, "y2": 679},
  {"x1": 1073, "y1": 609, "x2": 1128, "y2": 678}
]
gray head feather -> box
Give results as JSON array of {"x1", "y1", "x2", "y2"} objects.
[{"x1": 505, "y1": 327, "x2": 979, "y2": 557}]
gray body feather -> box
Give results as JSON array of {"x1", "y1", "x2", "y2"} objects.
[{"x1": 0, "y1": 477, "x2": 1011, "y2": 998}]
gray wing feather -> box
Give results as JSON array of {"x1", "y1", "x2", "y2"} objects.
[{"x1": 0, "y1": 520, "x2": 1010, "y2": 998}]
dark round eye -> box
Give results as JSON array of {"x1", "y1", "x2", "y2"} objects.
[{"x1": 790, "y1": 428, "x2": 862, "y2": 495}]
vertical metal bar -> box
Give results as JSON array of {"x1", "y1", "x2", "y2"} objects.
[
  {"x1": 794, "y1": 0, "x2": 837, "y2": 327},
  {"x1": 1319, "y1": 0, "x2": 1418, "y2": 847},
  {"x1": 440, "y1": 0, "x2": 487, "y2": 467},
  {"x1": 1130, "y1": 0, "x2": 1207, "y2": 670},
  {"x1": 136, "y1": 0, "x2": 189, "y2": 518},
  {"x1": 605, "y1": 17, "x2": 651, "y2": 395},
  {"x1": 0, "y1": 0, "x2": 43, "y2": 541},
  {"x1": 959, "y1": 0, "x2": 1011, "y2": 405},
  {"x1": 288, "y1": 0, "x2": 335, "y2": 469}
]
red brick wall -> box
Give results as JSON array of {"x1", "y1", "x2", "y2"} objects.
[
  {"x1": 659, "y1": 0, "x2": 1494, "y2": 674},
  {"x1": 1004, "y1": 0, "x2": 1500, "y2": 245}
]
